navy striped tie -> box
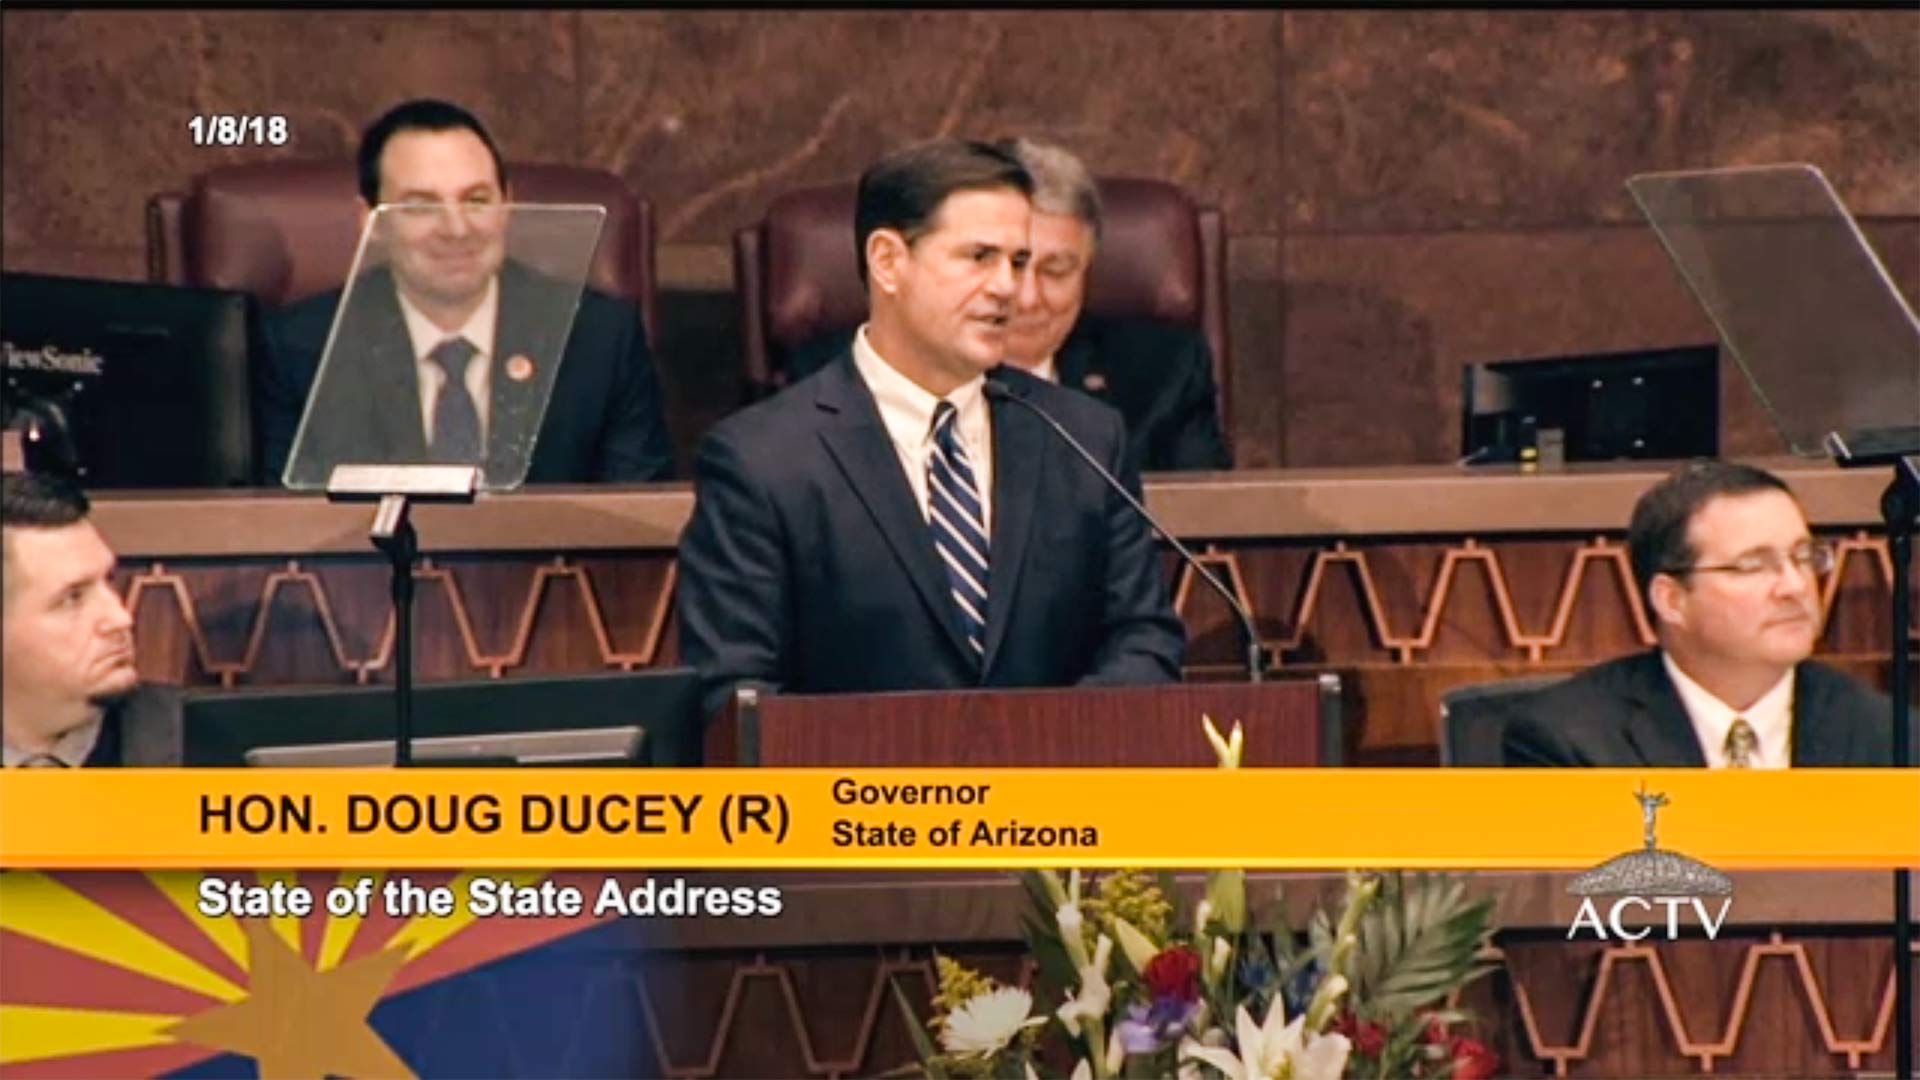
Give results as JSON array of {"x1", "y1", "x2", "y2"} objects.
[{"x1": 928, "y1": 401, "x2": 988, "y2": 658}]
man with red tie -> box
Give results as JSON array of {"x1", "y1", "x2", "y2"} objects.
[{"x1": 256, "y1": 99, "x2": 675, "y2": 487}]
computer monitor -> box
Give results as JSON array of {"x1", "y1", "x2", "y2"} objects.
[
  {"x1": 1460, "y1": 344, "x2": 1719, "y2": 465},
  {"x1": 0, "y1": 272, "x2": 259, "y2": 487},
  {"x1": 182, "y1": 669, "x2": 704, "y2": 767}
]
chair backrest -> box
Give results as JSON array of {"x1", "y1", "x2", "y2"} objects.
[
  {"x1": 147, "y1": 161, "x2": 659, "y2": 345},
  {"x1": 733, "y1": 178, "x2": 1230, "y2": 409},
  {"x1": 1439, "y1": 673, "x2": 1571, "y2": 766}
]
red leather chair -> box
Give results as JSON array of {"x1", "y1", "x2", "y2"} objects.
[
  {"x1": 146, "y1": 161, "x2": 659, "y2": 346},
  {"x1": 733, "y1": 178, "x2": 1229, "y2": 421}
]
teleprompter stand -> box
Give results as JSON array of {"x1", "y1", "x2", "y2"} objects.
[
  {"x1": 1832, "y1": 436, "x2": 1919, "y2": 1080},
  {"x1": 326, "y1": 464, "x2": 478, "y2": 767},
  {"x1": 285, "y1": 207, "x2": 609, "y2": 766},
  {"x1": 1630, "y1": 163, "x2": 1919, "y2": 1078}
]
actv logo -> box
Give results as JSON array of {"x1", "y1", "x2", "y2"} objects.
[{"x1": 1565, "y1": 784, "x2": 1734, "y2": 942}]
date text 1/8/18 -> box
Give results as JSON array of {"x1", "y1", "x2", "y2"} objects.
[{"x1": 189, "y1": 115, "x2": 289, "y2": 147}]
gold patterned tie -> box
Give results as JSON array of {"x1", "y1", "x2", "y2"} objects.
[{"x1": 1724, "y1": 717, "x2": 1759, "y2": 769}]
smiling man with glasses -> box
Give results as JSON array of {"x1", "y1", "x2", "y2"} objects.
[{"x1": 1504, "y1": 460, "x2": 1893, "y2": 767}]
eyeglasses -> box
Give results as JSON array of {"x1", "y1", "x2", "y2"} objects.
[{"x1": 1668, "y1": 541, "x2": 1836, "y2": 580}]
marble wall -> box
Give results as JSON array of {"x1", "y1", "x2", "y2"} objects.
[{"x1": 5, "y1": 10, "x2": 1916, "y2": 468}]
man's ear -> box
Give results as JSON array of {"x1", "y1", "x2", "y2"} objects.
[
  {"x1": 1648, "y1": 573, "x2": 1688, "y2": 633},
  {"x1": 865, "y1": 229, "x2": 908, "y2": 296}
]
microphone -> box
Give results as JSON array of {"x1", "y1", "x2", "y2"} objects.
[{"x1": 984, "y1": 379, "x2": 1267, "y2": 683}]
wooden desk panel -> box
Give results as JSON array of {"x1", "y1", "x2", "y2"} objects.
[
  {"x1": 90, "y1": 459, "x2": 1887, "y2": 556},
  {"x1": 96, "y1": 464, "x2": 1910, "y2": 761}
]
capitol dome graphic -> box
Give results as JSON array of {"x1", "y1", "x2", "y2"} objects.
[{"x1": 1568, "y1": 784, "x2": 1733, "y2": 897}]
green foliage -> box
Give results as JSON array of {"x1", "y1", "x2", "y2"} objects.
[
  {"x1": 1369, "y1": 1010, "x2": 1453, "y2": 1080},
  {"x1": 906, "y1": 787, "x2": 1500, "y2": 1078},
  {"x1": 889, "y1": 974, "x2": 950, "y2": 1080},
  {"x1": 1344, "y1": 874, "x2": 1497, "y2": 1024}
]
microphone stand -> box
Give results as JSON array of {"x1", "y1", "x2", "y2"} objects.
[{"x1": 984, "y1": 380, "x2": 1266, "y2": 682}]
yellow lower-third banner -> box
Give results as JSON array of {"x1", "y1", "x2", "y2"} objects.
[{"x1": 0, "y1": 768, "x2": 1915, "y2": 869}]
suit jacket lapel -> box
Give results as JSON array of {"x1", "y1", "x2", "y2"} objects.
[
  {"x1": 1789, "y1": 664, "x2": 1847, "y2": 765},
  {"x1": 485, "y1": 268, "x2": 551, "y2": 484},
  {"x1": 814, "y1": 357, "x2": 976, "y2": 665},
  {"x1": 354, "y1": 277, "x2": 428, "y2": 461},
  {"x1": 981, "y1": 375, "x2": 1043, "y2": 673},
  {"x1": 1622, "y1": 652, "x2": 1709, "y2": 766},
  {"x1": 1054, "y1": 324, "x2": 1106, "y2": 400}
]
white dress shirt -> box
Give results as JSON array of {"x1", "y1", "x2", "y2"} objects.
[
  {"x1": 852, "y1": 325, "x2": 994, "y2": 536},
  {"x1": 1662, "y1": 651, "x2": 1794, "y2": 769},
  {"x1": 395, "y1": 276, "x2": 499, "y2": 443},
  {"x1": 1029, "y1": 355, "x2": 1059, "y2": 385}
]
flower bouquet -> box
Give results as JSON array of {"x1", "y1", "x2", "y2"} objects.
[{"x1": 897, "y1": 718, "x2": 1500, "y2": 1079}]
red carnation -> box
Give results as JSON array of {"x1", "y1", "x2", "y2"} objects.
[
  {"x1": 1140, "y1": 946, "x2": 1202, "y2": 1003},
  {"x1": 1446, "y1": 1035, "x2": 1499, "y2": 1080},
  {"x1": 1329, "y1": 1010, "x2": 1388, "y2": 1058}
]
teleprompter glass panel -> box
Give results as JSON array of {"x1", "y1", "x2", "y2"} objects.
[
  {"x1": 284, "y1": 203, "x2": 606, "y2": 491},
  {"x1": 1628, "y1": 164, "x2": 1918, "y2": 456}
]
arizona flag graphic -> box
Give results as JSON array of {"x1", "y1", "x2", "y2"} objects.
[{"x1": 0, "y1": 870, "x2": 643, "y2": 1077}]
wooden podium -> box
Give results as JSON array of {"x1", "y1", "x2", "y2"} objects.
[{"x1": 703, "y1": 676, "x2": 1343, "y2": 766}]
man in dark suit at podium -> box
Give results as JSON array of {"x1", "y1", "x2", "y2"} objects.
[
  {"x1": 787, "y1": 137, "x2": 1230, "y2": 473},
  {"x1": 678, "y1": 138, "x2": 1184, "y2": 715},
  {"x1": 1504, "y1": 461, "x2": 1892, "y2": 767},
  {"x1": 256, "y1": 99, "x2": 674, "y2": 486},
  {"x1": 2, "y1": 472, "x2": 178, "y2": 767}
]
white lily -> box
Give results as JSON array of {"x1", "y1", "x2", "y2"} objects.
[
  {"x1": 1205, "y1": 868, "x2": 1247, "y2": 934},
  {"x1": 1104, "y1": 1024, "x2": 1126, "y2": 1076},
  {"x1": 1057, "y1": 902, "x2": 1090, "y2": 969},
  {"x1": 1304, "y1": 972, "x2": 1350, "y2": 1032},
  {"x1": 1209, "y1": 936, "x2": 1234, "y2": 980},
  {"x1": 1177, "y1": 999, "x2": 1351, "y2": 1080},
  {"x1": 939, "y1": 986, "x2": 1044, "y2": 1057},
  {"x1": 1110, "y1": 915, "x2": 1160, "y2": 973},
  {"x1": 1034, "y1": 869, "x2": 1069, "y2": 910},
  {"x1": 1056, "y1": 933, "x2": 1114, "y2": 1037},
  {"x1": 1202, "y1": 714, "x2": 1245, "y2": 769}
]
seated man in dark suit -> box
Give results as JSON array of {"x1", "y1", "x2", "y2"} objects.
[
  {"x1": 678, "y1": 138, "x2": 1185, "y2": 715},
  {"x1": 787, "y1": 137, "x2": 1230, "y2": 472},
  {"x1": 256, "y1": 98, "x2": 674, "y2": 486},
  {"x1": 2, "y1": 472, "x2": 177, "y2": 766},
  {"x1": 1504, "y1": 461, "x2": 1892, "y2": 767}
]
